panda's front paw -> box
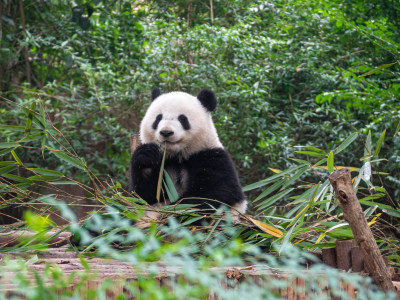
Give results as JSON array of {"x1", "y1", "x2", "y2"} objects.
[{"x1": 131, "y1": 143, "x2": 162, "y2": 172}]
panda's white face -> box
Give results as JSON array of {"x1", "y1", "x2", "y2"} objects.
[{"x1": 140, "y1": 91, "x2": 223, "y2": 159}]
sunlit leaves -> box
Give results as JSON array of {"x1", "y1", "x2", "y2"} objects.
[{"x1": 249, "y1": 217, "x2": 283, "y2": 238}]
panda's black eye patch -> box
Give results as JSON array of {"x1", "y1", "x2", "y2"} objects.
[
  {"x1": 178, "y1": 114, "x2": 191, "y2": 130},
  {"x1": 152, "y1": 114, "x2": 163, "y2": 130}
]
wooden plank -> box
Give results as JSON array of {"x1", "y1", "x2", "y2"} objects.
[
  {"x1": 322, "y1": 247, "x2": 337, "y2": 268},
  {"x1": 350, "y1": 246, "x2": 364, "y2": 272}
]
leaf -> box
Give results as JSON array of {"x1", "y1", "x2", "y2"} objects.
[
  {"x1": 268, "y1": 168, "x2": 282, "y2": 174},
  {"x1": 11, "y1": 150, "x2": 23, "y2": 166},
  {"x1": 368, "y1": 213, "x2": 381, "y2": 226},
  {"x1": 254, "y1": 180, "x2": 284, "y2": 202},
  {"x1": 279, "y1": 220, "x2": 298, "y2": 254},
  {"x1": 282, "y1": 165, "x2": 309, "y2": 188},
  {"x1": 0, "y1": 165, "x2": 18, "y2": 175},
  {"x1": 0, "y1": 148, "x2": 16, "y2": 157},
  {"x1": 365, "y1": 130, "x2": 372, "y2": 156},
  {"x1": 51, "y1": 150, "x2": 86, "y2": 170},
  {"x1": 373, "y1": 129, "x2": 386, "y2": 157},
  {"x1": 243, "y1": 164, "x2": 308, "y2": 191},
  {"x1": 0, "y1": 125, "x2": 41, "y2": 132},
  {"x1": 249, "y1": 217, "x2": 283, "y2": 238},
  {"x1": 18, "y1": 133, "x2": 44, "y2": 143},
  {"x1": 25, "y1": 101, "x2": 37, "y2": 134},
  {"x1": 295, "y1": 151, "x2": 325, "y2": 157},
  {"x1": 256, "y1": 187, "x2": 294, "y2": 212},
  {"x1": 156, "y1": 148, "x2": 166, "y2": 202},
  {"x1": 358, "y1": 62, "x2": 397, "y2": 77},
  {"x1": 0, "y1": 161, "x2": 18, "y2": 167},
  {"x1": 163, "y1": 170, "x2": 179, "y2": 203},
  {"x1": 327, "y1": 151, "x2": 334, "y2": 173},
  {"x1": 0, "y1": 142, "x2": 20, "y2": 149},
  {"x1": 334, "y1": 132, "x2": 358, "y2": 154},
  {"x1": 315, "y1": 232, "x2": 326, "y2": 244},
  {"x1": 2, "y1": 174, "x2": 32, "y2": 184},
  {"x1": 313, "y1": 165, "x2": 359, "y2": 172},
  {"x1": 28, "y1": 168, "x2": 64, "y2": 178},
  {"x1": 28, "y1": 175, "x2": 62, "y2": 182},
  {"x1": 294, "y1": 145, "x2": 326, "y2": 154},
  {"x1": 394, "y1": 119, "x2": 400, "y2": 137}
]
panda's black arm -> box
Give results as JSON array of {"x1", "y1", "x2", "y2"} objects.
[
  {"x1": 129, "y1": 143, "x2": 162, "y2": 205},
  {"x1": 180, "y1": 148, "x2": 245, "y2": 211}
]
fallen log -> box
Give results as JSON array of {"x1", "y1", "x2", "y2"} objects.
[{"x1": 329, "y1": 168, "x2": 395, "y2": 292}]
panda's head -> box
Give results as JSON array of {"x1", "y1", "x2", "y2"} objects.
[{"x1": 140, "y1": 88, "x2": 223, "y2": 158}]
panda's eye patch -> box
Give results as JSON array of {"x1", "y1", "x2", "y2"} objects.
[
  {"x1": 152, "y1": 114, "x2": 163, "y2": 130},
  {"x1": 178, "y1": 114, "x2": 191, "y2": 130}
]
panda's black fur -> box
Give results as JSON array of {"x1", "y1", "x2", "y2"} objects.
[{"x1": 129, "y1": 88, "x2": 247, "y2": 215}]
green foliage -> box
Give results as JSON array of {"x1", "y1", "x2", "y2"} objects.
[
  {"x1": 1, "y1": 0, "x2": 400, "y2": 189},
  {"x1": 2, "y1": 199, "x2": 397, "y2": 299},
  {"x1": 246, "y1": 131, "x2": 400, "y2": 263}
]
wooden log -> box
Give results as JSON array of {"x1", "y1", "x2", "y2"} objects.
[
  {"x1": 322, "y1": 247, "x2": 337, "y2": 268},
  {"x1": 329, "y1": 168, "x2": 395, "y2": 292},
  {"x1": 336, "y1": 239, "x2": 356, "y2": 271},
  {"x1": 0, "y1": 230, "x2": 71, "y2": 248},
  {"x1": 350, "y1": 246, "x2": 364, "y2": 272}
]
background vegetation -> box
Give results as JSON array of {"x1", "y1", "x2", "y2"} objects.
[{"x1": 0, "y1": 0, "x2": 400, "y2": 298}]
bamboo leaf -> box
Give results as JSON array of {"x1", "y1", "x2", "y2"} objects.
[
  {"x1": 0, "y1": 147, "x2": 16, "y2": 157},
  {"x1": 268, "y1": 168, "x2": 282, "y2": 174},
  {"x1": 18, "y1": 133, "x2": 44, "y2": 143},
  {"x1": 358, "y1": 62, "x2": 397, "y2": 77},
  {"x1": 0, "y1": 161, "x2": 18, "y2": 167},
  {"x1": 28, "y1": 168, "x2": 64, "y2": 178},
  {"x1": 327, "y1": 151, "x2": 334, "y2": 173},
  {"x1": 279, "y1": 220, "x2": 298, "y2": 254},
  {"x1": 163, "y1": 170, "x2": 179, "y2": 203},
  {"x1": 156, "y1": 148, "x2": 166, "y2": 202},
  {"x1": 333, "y1": 132, "x2": 358, "y2": 154},
  {"x1": 294, "y1": 145, "x2": 326, "y2": 155},
  {"x1": 249, "y1": 217, "x2": 283, "y2": 238},
  {"x1": 51, "y1": 150, "x2": 86, "y2": 170},
  {"x1": 243, "y1": 164, "x2": 308, "y2": 191},
  {"x1": 0, "y1": 125, "x2": 41, "y2": 132},
  {"x1": 395, "y1": 119, "x2": 400, "y2": 137},
  {"x1": 295, "y1": 151, "x2": 326, "y2": 157},
  {"x1": 2, "y1": 173, "x2": 33, "y2": 184},
  {"x1": 315, "y1": 232, "x2": 326, "y2": 244},
  {"x1": 0, "y1": 142, "x2": 20, "y2": 149},
  {"x1": 282, "y1": 165, "x2": 309, "y2": 188},
  {"x1": 25, "y1": 101, "x2": 36, "y2": 134},
  {"x1": 0, "y1": 165, "x2": 18, "y2": 175},
  {"x1": 11, "y1": 150, "x2": 23, "y2": 166},
  {"x1": 256, "y1": 188, "x2": 294, "y2": 212},
  {"x1": 254, "y1": 180, "x2": 284, "y2": 202},
  {"x1": 366, "y1": 130, "x2": 372, "y2": 156},
  {"x1": 373, "y1": 129, "x2": 386, "y2": 157},
  {"x1": 28, "y1": 175, "x2": 62, "y2": 182}
]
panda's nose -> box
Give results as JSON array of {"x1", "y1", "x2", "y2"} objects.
[{"x1": 160, "y1": 130, "x2": 174, "y2": 138}]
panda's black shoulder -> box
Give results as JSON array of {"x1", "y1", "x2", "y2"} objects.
[{"x1": 187, "y1": 148, "x2": 235, "y2": 166}]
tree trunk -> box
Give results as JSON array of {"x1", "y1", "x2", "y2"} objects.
[{"x1": 328, "y1": 168, "x2": 395, "y2": 292}]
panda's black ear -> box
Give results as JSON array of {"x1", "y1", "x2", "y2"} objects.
[
  {"x1": 151, "y1": 88, "x2": 161, "y2": 101},
  {"x1": 197, "y1": 89, "x2": 217, "y2": 112}
]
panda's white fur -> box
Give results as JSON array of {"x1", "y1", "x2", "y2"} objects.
[{"x1": 140, "y1": 92, "x2": 223, "y2": 160}]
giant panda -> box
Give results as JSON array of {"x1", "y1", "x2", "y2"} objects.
[{"x1": 129, "y1": 88, "x2": 247, "y2": 223}]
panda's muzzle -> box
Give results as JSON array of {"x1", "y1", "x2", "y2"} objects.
[{"x1": 160, "y1": 130, "x2": 174, "y2": 138}]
